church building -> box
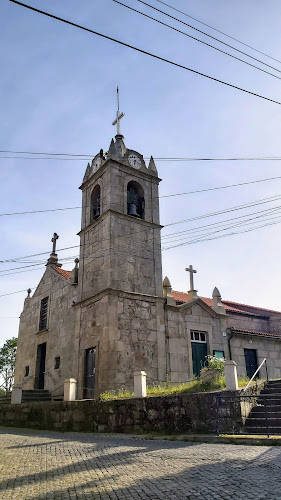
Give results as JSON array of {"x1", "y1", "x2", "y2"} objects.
[{"x1": 14, "y1": 106, "x2": 281, "y2": 398}]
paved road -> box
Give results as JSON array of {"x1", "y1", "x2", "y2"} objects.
[{"x1": 1, "y1": 428, "x2": 281, "y2": 500}]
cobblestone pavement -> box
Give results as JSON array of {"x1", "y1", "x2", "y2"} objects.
[{"x1": 1, "y1": 428, "x2": 281, "y2": 500}]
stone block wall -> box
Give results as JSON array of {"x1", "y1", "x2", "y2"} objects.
[
  {"x1": 14, "y1": 266, "x2": 77, "y2": 395},
  {"x1": 0, "y1": 391, "x2": 242, "y2": 435}
]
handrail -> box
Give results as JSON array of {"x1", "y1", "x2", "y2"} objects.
[{"x1": 242, "y1": 357, "x2": 268, "y2": 392}]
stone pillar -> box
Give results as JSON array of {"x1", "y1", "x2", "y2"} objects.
[
  {"x1": 224, "y1": 360, "x2": 238, "y2": 391},
  {"x1": 134, "y1": 371, "x2": 147, "y2": 398},
  {"x1": 64, "y1": 378, "x2": 77, "y2": 401},
  {"x1": 11, "y1": 384, "x2": 22, "y2": 404}
]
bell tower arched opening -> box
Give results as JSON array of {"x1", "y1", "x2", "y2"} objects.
[
  {"x1": 127, "y1": 181, "x2": 145, "y2": 219},
  {"x1": 91, "y1": 184, "x2": 101, "y2": 221}
]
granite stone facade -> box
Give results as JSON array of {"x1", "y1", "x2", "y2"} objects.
[{"x1": 13, "y1": 134, "x2": 281, "y2": 398}]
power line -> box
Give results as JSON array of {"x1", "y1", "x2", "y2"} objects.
[
  {"x1": 154, "y1": 0, "x2": 281, "y2": 65},
  {"x1": 0, "y1": 288, "x2": 36, "y2": 298},
  {"x1": 162, "y1": 205, "x2": 281, "y2": 239},
  {"x1": 134, "y1": 0, "x2": 281, "y2": 74},
  {"x1": 164, "y1": 194, "x2": 281, "y2": 227},
  {"x1": 2, "y1": 205, "x2": 279, "y2": 273},
  {"x1": 2, "y1": 209, "x2": 281, "y2": 278},
  {"x1": 163, "y1": 217, "x2": 281, "y2": 250},
  {"x1": 114, "y1": 0, "x2": 281, "y2": 81},
  {"x1": 3, "y1": 151, "x2": 281, "y2": 161},
  {"x1": 1, "y1": 193, "x2": 281, "y2": 268},
  {"x1": 162, "y1": 211, "x2": 281, "y2": 246},
  {"x1": 1, "y1": 174, "x2": 281, "y2": 217},
  {"x1": 9, "y1": 0, "x2": 281, "y2": 106}
]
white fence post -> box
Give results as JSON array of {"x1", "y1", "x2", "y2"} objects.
[
  {"x1": 134, "y1": 371, "x2": 147, "y2": 398},
  {"x1": 224, "y1": 360, "x2": 239, "y2": 391},
  {"x1": 11, "y1": 384, "x2": 22, "y2": 404},
  {"x1": 64, "y1": 378, "x2": 77, "y2": 401}
]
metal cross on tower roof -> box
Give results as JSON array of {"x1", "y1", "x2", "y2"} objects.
[{"x1": 112, "y1": 87, "x2": 125, "y2": 136}]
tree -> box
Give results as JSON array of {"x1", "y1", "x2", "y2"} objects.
[{"x1": 0, "y1": 337, "x2": 18, "y2": 394}]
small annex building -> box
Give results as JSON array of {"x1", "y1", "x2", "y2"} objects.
[{"x1": 14, "y1": 116, "x2": 281, "y2": 398}]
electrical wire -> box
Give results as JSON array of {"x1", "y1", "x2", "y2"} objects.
[
  {"x1": 154, "y1": 0, "x2": 281, "y2": 65},
  {"x1": 163, "y1": 217, "x2": 281, "y2": 250},
  {"x1": 3, "y1": 151, "x2": 281, "y2": 161},
  {"x1": 114, "y1": 0, "x2": 281, "y2": 81},
  {"x1": 9, "y1": 0, "x2": 281, "y2": 106},
  {"x1": 1, "y1": 193, "x2": 281, "y2": 265},
  {"x1": 1, "y1": 174, "x2": 281, "y2": 217},
  {"x1": 134, "y1": 0, "x2": 281, "y2": 74}
]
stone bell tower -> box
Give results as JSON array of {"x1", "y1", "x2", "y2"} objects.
[
  {"x1": 74, "y1": 94, "x2": 166, "y2": 397},
  {"x1": 78, "y1": 108, "x2": 163, "y2": 302}
]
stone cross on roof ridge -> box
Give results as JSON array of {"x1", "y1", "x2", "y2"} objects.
[
  {"x1": 51, "y1": 232, "x2": 59, "y2": 254},
  {"x1": 185, "y1": 265, "x2": 198, "y2": 301},
  {"x1": 47, "y1": 232, "x2": 62, "y2": 267}
]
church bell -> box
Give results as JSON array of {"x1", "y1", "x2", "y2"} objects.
[{"x1": 128, "y1": 203, "x2": 140, "y2": 217}]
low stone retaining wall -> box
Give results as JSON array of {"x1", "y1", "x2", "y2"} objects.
[{"x1": 0, "y1": 391, "x2": 242, "y2": 434}]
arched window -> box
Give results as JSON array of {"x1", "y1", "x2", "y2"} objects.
[
  {"x1": 91, "y1": 185, "x2": 101, "y2": 221},
  {"x1": 127, "y1": 181, "x2": 145, "y2": 219}
]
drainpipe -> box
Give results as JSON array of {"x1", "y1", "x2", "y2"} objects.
[{"x1": 227, "y1": 328, "x2": 234, "y2": 360}]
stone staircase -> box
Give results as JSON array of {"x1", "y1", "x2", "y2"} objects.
[
  {"x1": 245, "y1": 380, "x2": 281, "y2": 434},
  {"x1": 0, "y1": 393, "x2": 11, "y2": 405},
  {"x1": 22, "y1": 389, "x2": 52, "y2": 403}
]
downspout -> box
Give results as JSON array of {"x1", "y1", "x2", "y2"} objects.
[{"x1": 227, "y1": 328, "x2": 234, "y2": 360}]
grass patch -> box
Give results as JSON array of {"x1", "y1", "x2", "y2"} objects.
[{"x1": 99, "y1": 374, "x2": 254, "y2": 401}]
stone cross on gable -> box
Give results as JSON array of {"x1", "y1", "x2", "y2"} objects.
[
  {"x1": 51, "y1": 233, "x2": 59, "y2": 254},
  {"x1": 185, "y1": 265, "x2": 197, "y2": 291},
  {"x1": 185, "y1": 265, "x2": 198, "y2": 301},
  {"x1": 47, "y1": 232, "x2": 61, "y2": 267}
]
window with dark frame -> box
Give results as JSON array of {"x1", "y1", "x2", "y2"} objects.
[
  {"x1": 39, "y1": 297, "x2": 49, "y2": 331},
  {"x1": 24, "y1": 366, "x2": 29, "y2": 377},
  {"x1": 190, "y1": 330, "x2": 207, "y2": 343},
  {"x1": 54, "y1": 357, "x2": 60, "y2": 369}
]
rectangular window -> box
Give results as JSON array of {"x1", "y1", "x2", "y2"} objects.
[
  {"x1": 191, "y1": 330, "x2": 207, "y2": 343},
  {"x1": 213, "y1": 350, "x2": 225, "y2": 359},
  {"x1": 39, "y1": 297, "x2": 49, "y2": 331},
  {"x1": 24, "y1": 366, "x2": 29, "y2": 377},
  {"x1": 54, "y1": 357, "x2": 60, "y2": 369}
]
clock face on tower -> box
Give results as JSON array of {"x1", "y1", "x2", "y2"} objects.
[
  {"x1": 92, "y1": 157, "x2": 102, "y2": 173},
  {"x1": 128, "y1": 154, "x2": 142, "y2": 169}
]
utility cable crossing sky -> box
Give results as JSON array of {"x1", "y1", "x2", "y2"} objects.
[{"x1": 9, "y1": 0, "x2": 281, "y2": 105}]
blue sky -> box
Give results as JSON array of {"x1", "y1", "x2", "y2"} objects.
[{"x1": 1, "y1": 0, "x2": 281, "y2": 346}]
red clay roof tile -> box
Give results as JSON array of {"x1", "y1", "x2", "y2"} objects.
[
  {"x1": 52, "y1": 266, "x2": 72, "y2": 279},
  {"x1": 171, "y1": 291, "x2": 279, "y2": 317}
]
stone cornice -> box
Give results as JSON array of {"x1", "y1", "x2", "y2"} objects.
[
  {"x1": 77, "y1": 209, "x2": 163, "y2": 236},
  {"x1": 73, "y1": 287, "x2": 165, "y2": 308}
]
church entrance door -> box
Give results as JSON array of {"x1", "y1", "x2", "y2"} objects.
[
  {"x1": 84, "y1": 347, "x2": 96, "y2": 399},
  {"x1": 244, "y1": 348, "x2": 258, "y2": 379},
  {"x1": 192, "y1": 343, "x2": 207, "y2": 377},
  {"x1": 35, "y1": 343, "x2": 47, "y2": 389}
]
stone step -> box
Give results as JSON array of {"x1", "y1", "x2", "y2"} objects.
[
  {"x1": 250, "y1": 410, "x2": 281, "y2": 419},
  {"x1": 267, "y1": 380, "x2": 281, "y2": 385},
  {"x1": 0, "y1": 396, "x2": 11, "y2": 405},
  {"x1": 246, "y1": 417, "x2": 281, "y2": 427},
  {"x1": 245, "y1": 427, "x2": 281, "y2": 435},
  {"x1": 22, "y1": 389, "x2": 52, "y2": 402},
  {"x1": 259, "y1": 389, "x2": 281, "y2": 395}
]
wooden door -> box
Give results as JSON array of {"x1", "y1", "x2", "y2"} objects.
[
  {"x1": 192, "y1": 342, "x2": 207, "y2": 377},
  {"x1": 84, "y1": 347, "x2": 96, "y2": 399},
  {"x1": 244, "y1": 349, "x2": 258, "y2": 379},
  {"x1": 35, "y1": 343, "x2": 46, "y2": 389}
]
